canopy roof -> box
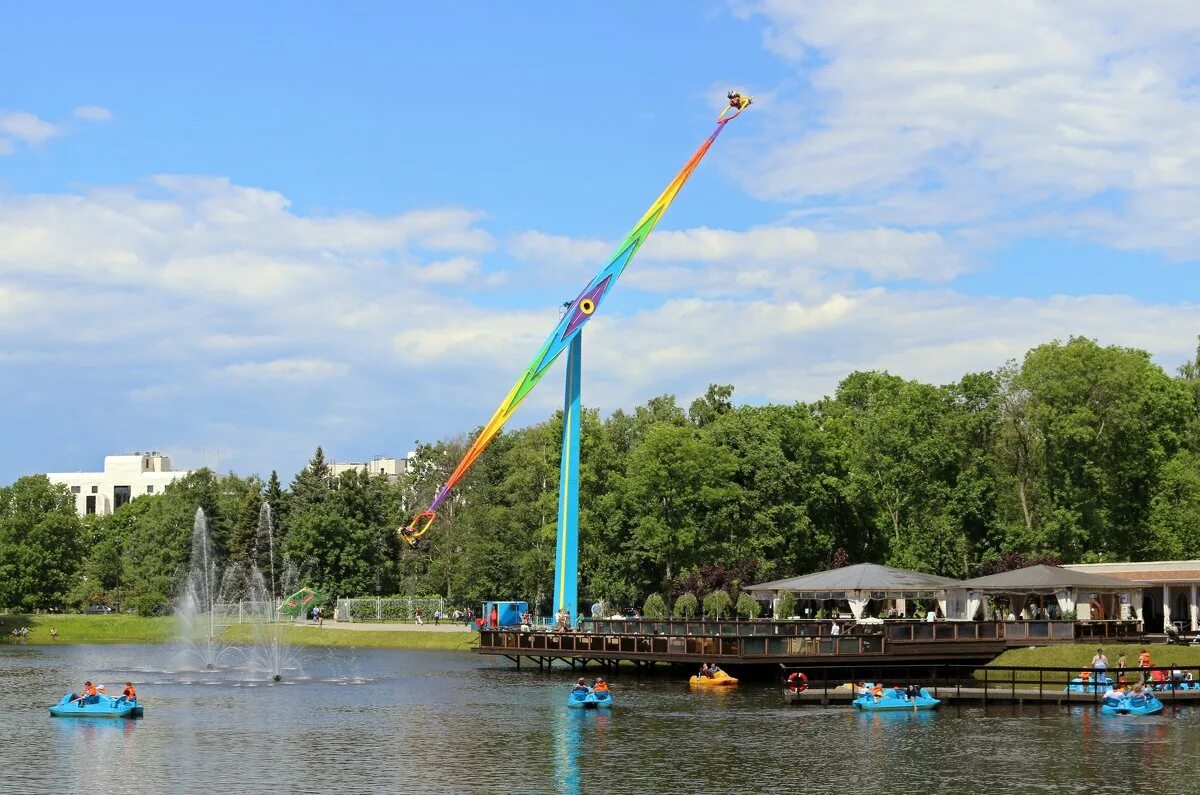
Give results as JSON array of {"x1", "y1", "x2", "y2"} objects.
[
  {"x1": 958, "y1": 564, "x2": 1147, "y2": 592},
  {"x1": 746, "y1": 563, "x2": 963, "y2": 595}
]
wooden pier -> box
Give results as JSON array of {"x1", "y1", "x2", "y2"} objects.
[
  {"x1": 476, "y1": 618, "x2": 1142, "y2": 671},
  {"x1": 781, "y1": 664, "x2": 1200, "y2": 708}
]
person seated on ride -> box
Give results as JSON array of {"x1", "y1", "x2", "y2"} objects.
[
  {"x1": 79, "y1": 681, "x2": 98, "y2": 704},
  {"x1": 1150, "y1": 668, "x2": 1168, "y2": 689},
  {"x1": 698, "y1": 663, "x2": 710, "y2": 679},
  {"x1": 726, "y1": 90, "x2": 752, "y2": 111},
  {"x1": 853, "y1": 680, "x2": 869, "y2": 696},
  {"x1": 871, "y1": 684, "x2": 884, "y2": 700},
  {"x1": 904, "y1": 684, "x2": 922, "y2": 699},
  {"x1": 1101, "y1": 683, "x2": 1124, "y2": 702},
  {"x1": 592, "y1": 677, "x2": 609, "y2": 693},
  {"x1": 572, "y1": 677, "x2": 591, "y2": 695},
  {"x1": 121, "y1": 682, "x2": 137, "y2": 702}
]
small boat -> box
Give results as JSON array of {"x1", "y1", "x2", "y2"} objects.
[
  {"x1": 1101, "y1": 694, "x2": 1163, "y2": 716},
  {"x1": 689, "y1": 670, "x2": 738, "y2": 687},
  {"x1": 567, "y1": 690, "x2": 614, "y2": 709},
  {"x1": 1065, "y1": 676, "x2": 1113, "y2": 693},
  {"x1": 852, "y1": 688, "x2": 941, "y2": 712},
  {"x1": 49, "y1": 693, "x2": 142, "y2": 719}
]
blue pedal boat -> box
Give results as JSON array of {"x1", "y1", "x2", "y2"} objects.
[
  {"x1": 1101, "y1": 694, "x2": 1163, "y2": 716},
  {"x1": 567, "y1": 690, "x2": 614, "y2": 710},
  {"x1": 852, "y1": 689, "x2": 940, "y2": 711},
  {"x1": 1065, "y1": 676, "x2": 1113, "y2": 693},
  {"x1": 49, "y1": 693, "x2": 142, "y2": 718}
]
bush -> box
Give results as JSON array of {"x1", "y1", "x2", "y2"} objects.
[
  {"x1": 776, "y1": 592, "x2": 796, "y2": 620},
  {"x1": 735, "y1": 593, "x2": 762, "y2": 619},
  {"x1": 131, "y1": 592, "x2": 170, "y2": 617},
  {"x1": 703, "y1": 590, "x2": 732, "y2": 619},
  {"x1": 672, "y1": 592, "x2": 699, "y2": 618},
  {"x1": 643, "y1": 593, "x2": 667, "y2": 619}
]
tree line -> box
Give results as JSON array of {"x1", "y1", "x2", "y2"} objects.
[{"x1": 2, "y1": 336, "x2": 1198, "y2": 615}]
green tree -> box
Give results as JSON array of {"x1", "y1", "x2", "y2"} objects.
[
  {"x1": 642, "y1": 592, "x2": 667, "y2": 619},
  {"x1": 702, "y1": 589, "x2": 732, "y2": 619},
  {"x1": 0, "y1": 476, "x2": 84, "y2": 610},
  {"x1": 776, "y1": 591, "x2": 797, "y2": 620},
  {"x1": 735, "y1": 592, "x2": 762, "y2": 619},
  {"x1": 672, "y1": 592, "x2": 698, "y2": 618}
]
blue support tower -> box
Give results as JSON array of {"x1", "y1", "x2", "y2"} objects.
[{"x1": 553, "y1": 333, "x2": 582, "y2": 625}]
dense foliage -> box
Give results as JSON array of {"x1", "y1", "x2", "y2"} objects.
[{"x1": 3, "y1": 336, "x2": 1199, "y2": 614}]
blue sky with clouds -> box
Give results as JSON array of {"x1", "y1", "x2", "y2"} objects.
[{"x1": 3, "y1": 1, "x2": 1198, "y2": 483}]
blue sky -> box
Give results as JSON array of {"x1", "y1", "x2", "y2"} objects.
[{"x1": 2, "y1": 1, "x2": 1198, "y2": 483}]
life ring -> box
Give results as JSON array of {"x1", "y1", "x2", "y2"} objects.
[{"x1": 787, "y1": 671, "x2": 808, "y2": 692}]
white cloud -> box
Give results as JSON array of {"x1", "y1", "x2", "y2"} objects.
[
  {"x1": 510, "y1": 223, "x2": 970, "y2": 297},
  {"x1": 73, "y1": 105, "x2": 114, "y2": 122},
  {"x1": 740, "y1": 1, "x2": 1200, "y2": 256},
  {"x1": 0, "y1": 110, "x2": 59, "y2": 145},
  {"x1": 222, "y1": 358, "x2": 349, "y2": 383}
]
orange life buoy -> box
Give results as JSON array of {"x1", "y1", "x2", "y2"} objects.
[{"x1": 787, "y1": 671, "x2": 808, "y2": 692}]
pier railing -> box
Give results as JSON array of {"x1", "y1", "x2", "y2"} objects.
[
  {"x1": 578, "y1": 617, "x2": 1140, "y2": 643},
  {"x1": 782, "y1": 662, "x2": 1200, "y2": 706}
]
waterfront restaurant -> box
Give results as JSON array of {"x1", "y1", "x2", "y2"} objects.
[
  {"x1": 958, "y1": 564, "x2": 1146, "y2": 624},
  {"x1": 745, "y1": 563, "x2": 967, "y2": 620},
  {"x1": 1063, "y1": 561, "x2": 1200, "y2": 633}
]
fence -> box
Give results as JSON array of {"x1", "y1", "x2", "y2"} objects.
[
  {"x1": 334, "y1": 597, "x2": 448, "y2": 623},
  {"x1": 207, "y1": 601, "x2": 280, "y2": 624}
]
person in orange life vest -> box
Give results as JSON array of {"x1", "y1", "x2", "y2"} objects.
[
  {"x1": 592, "y1": 676, "x2": 609, "y2": 693},
  {"x1": 79, "y1": 681, "x2": 98, "y2": 704},
  {"x1": 1138, "y1": 648, "x2": 1152, "y2": 683},
  {"x1": 121, "y1": 682, "x2": 137, "y2": 702},
  {"x1": 490, "y1": 607, "x2": 499, "y2": 629}
]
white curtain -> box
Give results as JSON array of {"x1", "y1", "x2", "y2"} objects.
[
  {"x1": 1054, "y1": 589, "x2": 1075, "y2": 617},
  {"x1": 966, "y1": 592, "x2": 983, "y2": 621},
  {"x1": 848, "y1": 593, "x2": 870, "y2": 619}
]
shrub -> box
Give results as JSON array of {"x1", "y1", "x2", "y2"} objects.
[
  {"x1": 672, "y1": 592, "x2": 699, "y2": 618},
  {"x1": 643, "y1": 593, "x2": 667, "y2": 619},
  {"x1": 703, "y1": 590, "x2": 732, "y2": 619},
  {"x1": 735, "y1": 593, "x2": 762, "y2": 619},
  {"x1": 776, "y1": 592, "x2": 796, "y2": 620}
]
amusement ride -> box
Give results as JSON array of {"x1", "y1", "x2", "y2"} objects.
[{"x1": 397, "y1": 92, "x2": 752, "y2": 623}]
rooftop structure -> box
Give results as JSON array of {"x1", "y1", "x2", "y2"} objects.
[
  {"x1": 47, "y1": 452, "x2": 191, "y2": 517},
  {"x1": 328, "y1": 455, "x2": 411, "y2": 481}
]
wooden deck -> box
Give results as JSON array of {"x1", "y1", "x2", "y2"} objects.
[
  {"x1": 784, "y1": 686, "x2": 1200, "y2": 706},
  {"x1": 476, "y1": 618, "x2": 1142, "y2": 670}
]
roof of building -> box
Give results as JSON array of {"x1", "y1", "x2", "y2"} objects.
[
  {"x1": 958, "y1": 564, "x2": 1147, "y2": 591},
  {"x1": 746, "y1": 563, "x2": 963, "y2": 594},
  {"x1": 1064, "y1": 561, "x2": 1200, "y2": 583}
]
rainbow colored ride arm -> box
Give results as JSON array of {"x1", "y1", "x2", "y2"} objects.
[{"x1": 402, "y1": 98, "x2": 750, "y2": 545}]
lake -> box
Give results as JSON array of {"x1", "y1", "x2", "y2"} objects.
[{"x1": 0, "y1": 643, "x2": 1196, "y2": 794}]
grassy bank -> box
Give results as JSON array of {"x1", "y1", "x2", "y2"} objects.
[
  {"x1": 0, "y1": 614, "x2": 477, "y2": 651},
  {"x1": 221, "y1": 624, "x2": 478, "y2": 651},
  {"x1": 0, "y1": 614, "x2": 176, "y2": 644},
  {"x1": 983, "y1": 642, "x2": 1200, "y2": 683}
]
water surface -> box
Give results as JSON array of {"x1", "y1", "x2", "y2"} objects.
[{"x1": 0, "y1": 644, "x2": 1195, "y2": 794}]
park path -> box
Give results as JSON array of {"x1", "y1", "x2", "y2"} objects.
[{"x1": 311, "y1": 620, "x2": 473, "y2": 633}]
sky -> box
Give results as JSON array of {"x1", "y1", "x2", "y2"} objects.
[{"x1": 2, "y1": 1, "x2": 1199, "y2": 484}]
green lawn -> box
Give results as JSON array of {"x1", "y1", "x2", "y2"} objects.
[
  {"x1": 0, "y1": 614, "x2": 176, "y2": 644},
  {"x1": 221, "y1": 624, "x2": 478, "y2": 651},
  {"x1": 0, "y1": 614, "x2": 477, "y2": 651},
  {"x1": 982, "y1": 642, "x2": 1200, "y2": 683}
]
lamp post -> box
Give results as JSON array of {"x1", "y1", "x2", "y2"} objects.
[{"x1": 114, "y1": 533, "x2": 121, "y2": 614}]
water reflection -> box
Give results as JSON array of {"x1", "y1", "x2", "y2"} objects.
[{"x1": 7, "y1": 647, "x2": 1200, "y2": 794}]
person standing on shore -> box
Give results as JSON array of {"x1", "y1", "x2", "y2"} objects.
[{"x1": 1092, "y1": 648, "x2": 1108, "y2": 676}]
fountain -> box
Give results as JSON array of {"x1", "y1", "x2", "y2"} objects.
[
  {"x1": 176, "y1": 504, "x2": 303, "y2": 681},
  {"x1": 177, "y1": 508, "x2": 240, "y2": 670}
]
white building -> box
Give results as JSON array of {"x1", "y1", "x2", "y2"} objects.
[
  {"x1": 47, "y1": 452, "x2": 192, "y2": 516},
  {"x1": 328, "y1": 455, "x2": 411, "y2": 481}
]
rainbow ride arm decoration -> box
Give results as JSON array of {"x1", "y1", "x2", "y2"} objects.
[{"x1": 401, "y1": 93, "x2": 751, "y2": 547}]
